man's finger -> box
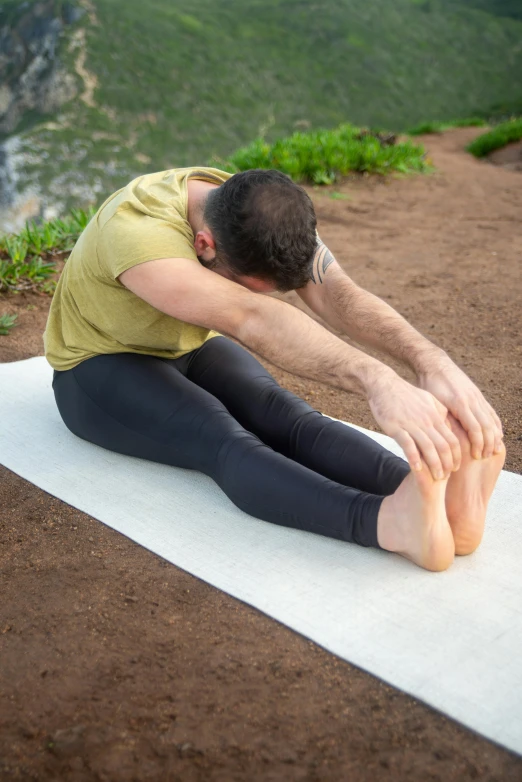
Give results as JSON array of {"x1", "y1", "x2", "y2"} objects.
[
  {"x1": 432, "y1": 397, "x2": 449, "y2": 420},
  {"x1": 426, "y1": 425, "x2": 458, "y2": 475},
  {"x1": 487, "y1": 403, "x2": 503, "y2": 434},
  {"x1": 394, "y1": 431, "x2": 422, "y2": 472},
  {"x1": 408, "y1": 426, "x2": 446, "y2": 480},
  {"x1": 454, "y1": 405, "x2": 484, "y2": 459},
  {"x1": 486, "y1": 403, "x2": 504, "y2": 451},
  {"x1": 469, "y1": 399, "x2": 496, "y2": 458},
  {"x1": 477, "y1": 405, "x2": 497, "y2": 458},
  {"x1": 435, "y1": 418, "x2": 462, "y2": 471}
]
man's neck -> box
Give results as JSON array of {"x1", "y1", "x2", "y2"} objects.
[{"x1": 187, "y1": 179, "x2": 218, "y2": 235}]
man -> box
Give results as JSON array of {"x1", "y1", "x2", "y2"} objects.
[{"x1": 44, "y1": 167, "x2": 505, "y2": 573}]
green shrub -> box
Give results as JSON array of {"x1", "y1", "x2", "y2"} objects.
[
  {"x1": 213, "y1": 123, "x2": 429, "y2": 184},
  {"x1": 466, "y1": 117, "x2": 522, "y2": 157}
]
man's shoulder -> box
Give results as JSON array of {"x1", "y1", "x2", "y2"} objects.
[{"x1": 185, "y1": 166, "x2": 233, "y2": 185}]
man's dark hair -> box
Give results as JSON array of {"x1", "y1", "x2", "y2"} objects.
[{"x1": 203, "y1": 169, "x2": 317, "y2": 292}]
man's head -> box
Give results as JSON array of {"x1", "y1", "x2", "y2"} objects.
[{"x1": 196, "y1": 169, "x2": 317, "y2": 293}]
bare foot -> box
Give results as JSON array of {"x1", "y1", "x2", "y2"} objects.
[
  {"x1": 445, "y1": 416, "x2": 506, "y2": 555},
  {"x1": 377, "y1": 463, "x2": 455, "y2": 572}
]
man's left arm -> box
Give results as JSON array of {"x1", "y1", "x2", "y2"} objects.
[{"x1": 297, "y1": 238, "x2": 504, "y2": 459}]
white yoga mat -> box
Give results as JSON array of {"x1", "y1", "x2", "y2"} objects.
[{"x1": 1, "y1": 356, "x2": 521, "y2": 757}]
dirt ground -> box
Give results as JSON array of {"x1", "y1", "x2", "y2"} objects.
[{"x1": 1, "y1": 127, "x2": 521, "y2": 781}]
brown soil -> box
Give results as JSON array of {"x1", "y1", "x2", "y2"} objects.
[
  {"x1": 1, "y1": 127, "x2": 521, "y2": 781},
  {"x1": 488, "y1": 140, "x2": 522, "y2": 172}
]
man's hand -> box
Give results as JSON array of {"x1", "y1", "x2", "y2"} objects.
[
  {"x1": 417, "y1": 357, "x2": 504, "y2": 460},
  {"x1": 367, "y1": 370, "x2": 461, "y2": 479}
]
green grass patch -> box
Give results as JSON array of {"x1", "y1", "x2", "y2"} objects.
[
  {"x1": 466, "y1": 117, "x2": 522, "y2": 157},
  {"x1": 0, "y1": 313, "x2": 18, "y2": 336},
  {"x1": 406, "y1": 117, "x2": 487, "y2": 135},
  {"x1": 0, "y1": 208, "x2": 95, "y2": 293},
  {"x1": 213, "y1": 124, "x2": 429, "y2": 184},
  {"x1": 329, "y1": 191, "x2": 351, "y2": 200}
]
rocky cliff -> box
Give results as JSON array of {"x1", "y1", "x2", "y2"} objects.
[
  {"x1": 0, "y1": 0, "x2": 81, "y2": 135},
  {"x1": 0, "y1": 0, "x2": 82, "y2": 231}
]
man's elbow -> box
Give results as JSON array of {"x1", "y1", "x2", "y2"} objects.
[
  {"x1": 232, "y1": 300, "x2": 262, "y2": 345},
  {"x1": 214, "y1": 289, "x2": 260, "y2": 343}
]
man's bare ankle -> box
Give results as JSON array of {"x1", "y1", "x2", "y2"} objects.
[{"x1": 376, "y1": 494, "x2": 400, "y2": 552}]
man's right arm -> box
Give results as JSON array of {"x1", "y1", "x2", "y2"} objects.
[
  {"x1": 118, "y1": 257, "x2": 383, "y2": 394},
  {"x1": 118, "y1": 257, "x2": 459, "y2": 479}
]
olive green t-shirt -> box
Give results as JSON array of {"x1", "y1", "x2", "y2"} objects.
[{"x1": 43, "y1": 166, "x2": 232, "y2": 371}]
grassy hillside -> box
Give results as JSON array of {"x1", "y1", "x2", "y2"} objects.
[
  {"x1": 452, "y1": 0, "x2": 522, "y2": 20},
  {"x1": 8, "y1": 0, "x2": 522, "y2": 215}
]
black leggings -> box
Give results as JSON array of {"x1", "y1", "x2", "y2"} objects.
[{"x1": 52, "y1": 336, "x2": 410, "y2": 549}]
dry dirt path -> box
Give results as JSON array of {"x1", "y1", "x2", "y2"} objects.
[{"x1": 1, "y1": 128, "x2": 521, "y2": 780}]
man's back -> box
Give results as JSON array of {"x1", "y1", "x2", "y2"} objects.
[{"x1": 43, "y1": 167, "x2": 230, "y2": 371}]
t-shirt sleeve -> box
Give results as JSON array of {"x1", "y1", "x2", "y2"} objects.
[{"x1": 98, "y1": 209, "x2": 198, "y2": 280}]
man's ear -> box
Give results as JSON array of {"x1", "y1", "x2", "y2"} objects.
[{"x1": 194, "y1": 229, "x2": 216, "y2": 259}]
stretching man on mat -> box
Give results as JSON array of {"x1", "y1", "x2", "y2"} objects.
[{"x1": 44, "y1": 167, "x2": 506, "y2": 572}]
